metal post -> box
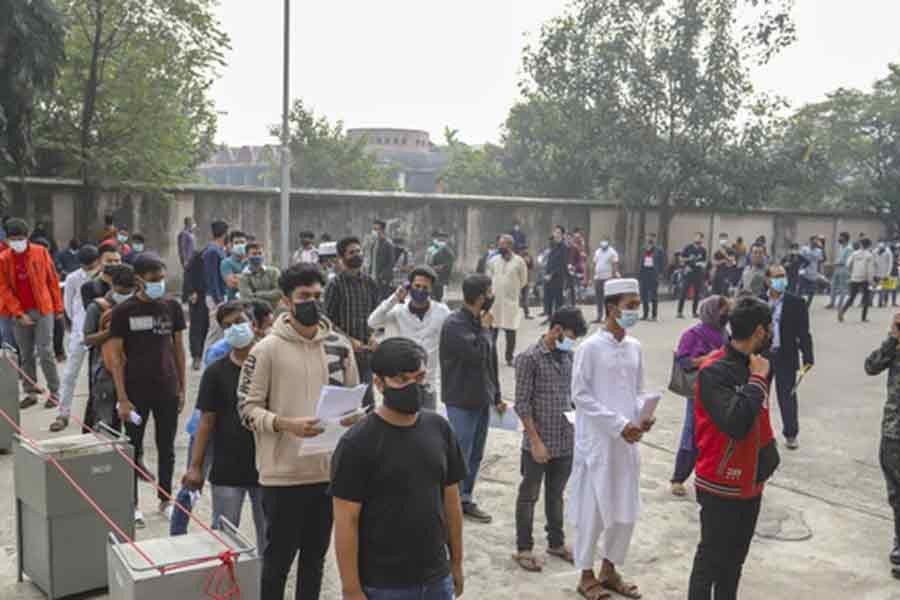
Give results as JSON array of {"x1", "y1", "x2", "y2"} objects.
[{"x1": 279, "y1": 0, "x2": 291, "y2": 269}]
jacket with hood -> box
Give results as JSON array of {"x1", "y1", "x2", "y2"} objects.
[{"x1": 238, "y1": 312, "x2": 360, "y2": 486}]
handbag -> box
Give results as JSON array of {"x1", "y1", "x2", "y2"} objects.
[{"x1": 667, "y1": 353, "x2": 698, "y2": 397}]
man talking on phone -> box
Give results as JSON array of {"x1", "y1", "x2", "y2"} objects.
[{"x1": 440, "y1": 273, "x2": 507, "y2": 524}]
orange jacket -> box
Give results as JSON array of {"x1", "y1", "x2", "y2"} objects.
[{"x1": 0, "y1": 244, "x2": 64, "y2": 318}]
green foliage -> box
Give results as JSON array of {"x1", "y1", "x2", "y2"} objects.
[
  {"x1": 33, "y1": 0, "x2": 229, "y2": 187},
  {"x1": 272, "y1": 99, "x2": 398, "y2": 191},
  {"x1": 438, "y1": 128, "x2": 518, "y2": 196}
]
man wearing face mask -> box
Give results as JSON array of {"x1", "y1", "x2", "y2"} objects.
[
  {"x1": 638, "y1": 234, "x2": 666, "y2": 321},
  {"x1": 542, "y1": 226, "x2": 569, "y2": 324},
  {"x1": 739, "y1": 245, "x2": 768, "y2": 297},
  {"x1": 763, "y1": 265, "x2": 814, "y2": 451},
  {"x1": 80, "y1": 243, "x2": 122, "y2": 309},
  {"x1": 487, "y1": 234, "x2": 529, "y2": 367},
  {"x1": 876, "y1": 240, "x2": 895, "y2": 308},
  {"x1": 220, "y1": 230, "x2": 248, "y2": 302},
  {"x1": 440, "y1": 273, "x2": 507, "y2": 524},
  {"x1": 592, "y1": 238, "x2": 620, "y2": 323},
  {"x1": 678, "y1": 233, "x2": 709, "y2": 319},
  {"x1": 513, "y1": 308, "x2": 588, "y2": 573},
  {"x1": 122, "y1": 233, "x2": 146, "y2": 265},
  {"x1": 363, "y1": 219, "x2": 396, "y2": 301},
  {"x1": 0, "y1": 218, "x2": 64, "y2": 410},
  {"x1": 427, "y1": 232, "x2": 456, "y2": 302},
  {"x1": 368, "y1": 266, "x2": 451, "y2": 410},
  {"x1": 688, "y1": 297, "x2": 779, "y2": 600},
  {"x1": 239, "y1": 263, "x2": 360, "y2": 600},
  {"x1": 181, "y1": 301, "x2": 266, "y2": 548},
  {"x1": 331, "y1": 338, "x2": 467, "y2": 600},
  {"x1": 107, "y1": 253, "x2": 187, "y2": 521},
  {"x1": 239, "y1": 242, "x2": 282, "y2": 307},
  {"x1": 569, "y1": 279, "x2": 652, "y2": 600}
]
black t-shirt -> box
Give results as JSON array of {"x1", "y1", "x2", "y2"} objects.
[
  {"x1": 329, "y1": 411, "x2": 467, "y2": 588},
  {"x1": 196, "y1": 356, "x2": 258, "y2": 487},
  {"x1": 81, "y1": 278, "x2": 110, "y2": 310},
  {"x1": 109, "y1": 295, "x2": 186, "y2": 399}
]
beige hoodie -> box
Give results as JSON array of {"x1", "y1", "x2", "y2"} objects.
[{"x1": 238, "y1": 312, "x2": 359, "y2": 486}]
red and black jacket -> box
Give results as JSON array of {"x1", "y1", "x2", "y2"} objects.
[{"x1": 694, "y1": 346, "x2": 780, "y2": 499}]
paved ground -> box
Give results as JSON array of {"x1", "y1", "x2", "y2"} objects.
[{"x1": 2, "y1": 297, "x2": 900, "y2": 599}]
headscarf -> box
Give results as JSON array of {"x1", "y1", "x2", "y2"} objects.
[{"x1": 698, "y1": 295, "x2": 725, "y2": 330}]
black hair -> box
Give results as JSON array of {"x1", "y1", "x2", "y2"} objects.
[
  {"x1": 553, "y1": 224, "x2": 565, "y2": 234},
  {"x1": 98, "y1": 242, "x2": 120, "y2": 257},
  {"x1": 246, "y1": 241, "x2": 262, "y2": 253},
  {"x1": 130, "y1": 233, "x2": 145, "y2": 243},
  {"x1": 248, "y1": 299, "x2": 274, "y2": 326},
  {"x1": 408, "y1": 265, "x2": 437, "y2": 285},
  {"x1": 300, "y1": 230, "x2": 315, "y2": 240},
  {"x1": 31, "y1": 237, "x2": 50, "y2": 249},
  {"x1": 104, "y1": 214, "x2": 114, "y2": 226},
  {"x1": 320, "y1": 233, "x2": 332, "y2": 242},
  {"x1": 550, "y1": 307, "x2": 588, "y2": 337},
  {"x1": 184, "y1": 216, "x2": 193, "y2": 227},
  {"x1": 228, "y1": 230, "x2": 247, "y2": 243},
  {"x1": 211, "y1": 220, "x2": 229, "y2": 239},
  {"x1": 728, "y1": 297, "x2": 772, "y2": 341},
  {"x1": 839, "y1": 231, "x2": 850, "y2": 241},
  {"x1": 132, "y1": 253, "x2": 166, "y2": 276},
  {"x1": 371, "y1": 337, "x2": 427, "y2": 378},
  {"x1": 68, "y1": 238, "x2": 80, "y2": 250},
  {"x1": 77, "y1": 244, "x2": 99, "y2": 266},
  {"x1": 373, "y1": 219, "x2": 387, "y2": 228},
  {"x1": 862, "y1": 238, "x2": 873, "y2": 249},
  {"x1": 278, "y1": 263, "x2": 326, "y2": 296},
  {"x1": 215, "y1": 300, "x2": 247, "y2": 327},
  {"x1": 337, "y1": 236, "x2": 361, "y2": 258},
  {"x1": 118, "y1": 225, "x2": 129, "y2": 233},
  {"x1": 108, "y1": 263, "x2": 136, "y2": 288},
  {"x1": 4, "y1": 218, "x2": 28, "y2": 237},
  {"x1": 462, "y1": 273, "x2": 492, "y2": 305}
]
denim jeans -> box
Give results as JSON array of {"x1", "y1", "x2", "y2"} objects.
[
  {"x1": 445, "y1": 404, "x2": 490, "y2": 504},
  {"x1": 13, "y1": 310, "x2": 60, "y2": 395},
  {"x1": 212, "y1": 484, "x2": 267, "y2": 550},
  {"x1": 57, "y1": 337, "x2": 89, "y2": 417},
  {"x1": 0, "y1": 316, "x2": 19, "y2": 352},
  {"x1": 364, "y1": 574, "x2": 454, "y2": 600}
]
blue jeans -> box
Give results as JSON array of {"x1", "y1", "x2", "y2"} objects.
[
  {"x1": 446, "y1": 404, "x2": 490, "y2": 504},
  {"x1": 211, "y1": 484, "x2": 266, "y2": 550},
  {"x1": 364, "y1": 574, "x2": 454, "y2": 600},
  {"x1": 0, "y1": 317, "x2": 18, "y2": 352}
]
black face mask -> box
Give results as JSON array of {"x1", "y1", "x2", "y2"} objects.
[
  {"x1": 293, "y1": 300, "x2": 321, "y2": 327},
  {"x1": 346, "y1": 255, "x2": 363, "y2": 269},
  {"x1": 481, "y1": 295, "x2": 495, "y2": 313},
  {"x1": 382, "y1": 383, "x2": 423, "y2": 414}
]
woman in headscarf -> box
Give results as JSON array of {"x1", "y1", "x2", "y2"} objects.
[{"x1": 670, "y1": 294, "x2": 730, "y2": 496}]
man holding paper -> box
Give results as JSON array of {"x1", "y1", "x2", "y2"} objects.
[
  {"x1": 238, "y1": 263, "x2": 360, "y2": 600},
  {"x1": 569, "y1": 278, "x2": 653, "y2": 600}
]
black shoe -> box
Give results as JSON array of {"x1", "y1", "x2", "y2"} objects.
[
  {"x1": 676, "y1": 313, "x2": 685, "y2": 319},
  {"x1": 524, "y1": 315, "x2": 534, "y2": 320},
  {"x1": 891, "y1": 542, "x2": 900, "y2": 566},
  {"x1": 462, "y1": 502, "x2": 492, "y2": 524},
  {"x1": 692, "y1": 313, "x2": 699, "y2": 319},
  {"x1": 20, "y1": 395, "x2": 37, "y2": 409},
  {"x1": 893, "y1": 565, "x2": 900, "y2": 580}
]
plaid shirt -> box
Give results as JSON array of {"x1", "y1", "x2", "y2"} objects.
[
  {"x1": 514, "y1": 337, "x2": 574, "y2": 458},
  {"x1": 324, "y1": 271, "x2": 379, "y2": 343}
]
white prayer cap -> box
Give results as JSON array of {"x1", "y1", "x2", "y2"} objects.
[{"x1": 604, "y1": 278, "x2": 640, "y2": 297}]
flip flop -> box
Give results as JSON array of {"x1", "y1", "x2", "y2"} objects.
[
  {"x1": 600, "y1": 571, "x2": 642, "y2": 599},
  {"x1": 577, "y1": 581, "x2": 612, "y2": 600},
  {"x1": 512, "y1": 552, "x2": 544, "y2": 572},
  {"x1": 547, "y1": 545, "x2": 574, "y2": 564}
]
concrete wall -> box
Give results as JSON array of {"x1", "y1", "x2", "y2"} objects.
[{"x1": 3, "y1": 179, "x2": 889, "y2": 288}]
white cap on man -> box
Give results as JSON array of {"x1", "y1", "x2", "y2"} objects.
[{"x1": 604, "y1": 278, "x2": 640, "y2": 297}]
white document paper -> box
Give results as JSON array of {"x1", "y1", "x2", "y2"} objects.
[
  {"x1": 490, "y1": 407, "x2": 521, "y2": 431},
  {"x1": 564, "y1": 410, "x2": 576, "y2": 425},
  {"x1": 638, "y1": 392, "x2": 662, "y2": 423},
  {"x1": 299, "y1": 384, "x2": 368, "y2": 456}
]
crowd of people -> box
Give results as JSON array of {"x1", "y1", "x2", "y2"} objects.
[{"x1": 1, "y1": 212, "x2": 900, "y2": 600}]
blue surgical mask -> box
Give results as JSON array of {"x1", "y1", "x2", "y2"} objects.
[
  {"x1": 132, "y1": 243, "x2": 144, "y2": 253},
  {"x1": 232, "y1": 243, "x2": 246, "y2": 257},
  {"x1": 249, "y1": 256, "x2": 264, "y2": 269},
  {"x1": 409, "y1": 288, "x2": 430, "y2": 304},
  {"x1": 117, "y1": 234, "x2": 128, "y2": 244},
  {"x1": 144, "y1": 280, "x2": 166, "y2": 300},
  {"x1": 616, "y1": 309, "x2": 641, "y2": 330},
  {"x1": 111, "y1": 291, "x2": 133, "y2": 304},
  {"x1": 770, "y1": 277, "x2": 787, "y2": 293},
  {"x1": 557, "y1": 336, "x2": 575, "y2": 352},
  {"x1": 224, "y1": 321, "x2": 254, "y2": 349}
]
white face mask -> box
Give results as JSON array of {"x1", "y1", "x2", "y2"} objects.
[{"x1": 9, "y1": 240, "x2": 27, "y2": 254}]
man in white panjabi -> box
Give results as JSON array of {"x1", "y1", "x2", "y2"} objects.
[
  {"x1": 487, "y1": 234, "x2": 529, "y2": 366},
  {"x1": 569, "y1": 278, "x2": 654, "y2": 600}
]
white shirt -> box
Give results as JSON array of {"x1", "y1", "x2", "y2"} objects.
[
  {"x1": 875, "y1": 247, "x2": 894, "y2": 279},
  {"x1": 486, "y1": 253, "x2": 528, "y2": 331},
  {"x1": 593, "y1": 247, "x2": 619, "y2": 281},
  {"x1": 848, "y1": 249, "x2": 876, "y2": 283},
  {"x1": 292, "y1": 247, "x2": 319, "y2": 265},
  {"x1": 63, "y1": 268, "x2": 92, "y2": 342},
  {"x1": 367, "y1": 296, "x2": 451, "y2": 389},
  {"x1": 768, "y1": 293, "x2": 784, "y2": 351}
]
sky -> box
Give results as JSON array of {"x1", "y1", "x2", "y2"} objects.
[{"x1": 210, "y1": 1, "x2": 900, "y2": 147}]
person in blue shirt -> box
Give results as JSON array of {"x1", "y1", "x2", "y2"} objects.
[
  {"x1": 202, "y1": 221, "x2": 229, "y2": 310},
  {"x1": 220, "y1": 230, "x2": 248, "y2": 302}
]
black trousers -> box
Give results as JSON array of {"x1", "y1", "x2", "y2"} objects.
[
  {"x1": 520, "y1": 285, "x2": 530, "y2": 318},
  {"x1": 594, "y1": 279, "x2": 608, "y2": 321},
  {"x1": 688, "y1": 490, "x2": 762, "y2": 600},
  {"x1": 260, "y1": 483, "x2": 333, "y2": 600},
  {"x1": 881, "y1": 437, "x2": 900, "y2": 541},
  {"x1": 545, "y1": 283, "x2": 564, "y2": 317},
  {"x1": 842, "y1": 281, "x2": 871, "y2": 321},
  {"x1": 53, "y1": 316, "x2": 65, "y2": 357},
  {"x1": 678, "y1": 274, "x2": 705, "y2": 316},
  {"x1": 639, "y1": 270, "x2": 659, "y2": 319},
  {"x1": 124, "y1": 393, "x2": 178, "y2": 503},
  {"x1": 771, "y1": 354, "x2": 799, "y2": 439},
  {"x1": 515, "y1": 450, "x2": 572, "y2": 552},
  {"x1": 188, "y1": 299, "x2": 210, "y2": 360},
  {"x1": 492, "y1": 328, "x2": 517, "y2": 364}
]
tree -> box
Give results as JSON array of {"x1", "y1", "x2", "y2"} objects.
[
  {"x1": 0, "y1": 0, "x2": 65, "y2": 203},
  {"x1": 438, "y1": 128, "x2": 518, "y2": 195},
  {"x1": 34, "y1": 0, "x2": 229, "y2": 187},
  {"x1": 516, "y1": 0, "x2": 796, "y2": 248},
  {"x1": 273, "y1": 99, "x2": 397, "y2": 191}
]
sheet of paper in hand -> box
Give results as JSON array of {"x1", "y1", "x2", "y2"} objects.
[
  {"x1": 490, "y1": 407, "x2": 521, "y2": 431},
  {"x1": 299, "y1": 384, "x2": 368, "y2": 456},
  {"x1": 638, "y1": 392, "x2": 662, "y2": 424}
]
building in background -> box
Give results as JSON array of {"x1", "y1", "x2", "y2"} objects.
[
  {"x1": 346, "y1": 128, "x2": 448, "y2": 193},
  {"x1": 198, "y1": 145, "x2": 277, "y2": 187}
]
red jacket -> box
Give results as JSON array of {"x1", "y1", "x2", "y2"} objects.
[
  {"x1": 0, "y1": 244, "x2": 64, "y2": 318},
  {"x1": 694, "y1": 346, "x2": 779, "y2": 499}
]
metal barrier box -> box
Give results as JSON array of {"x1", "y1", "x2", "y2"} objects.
[
  {"x1": 0, "y1": 349, "x2": 20, "y2": 452},
  {"x1": 15, "y1": 432, "x2": 135, "y2": 599},
  {"x1": 107, "y1": 518, "x2": 260, "y2": 600}
]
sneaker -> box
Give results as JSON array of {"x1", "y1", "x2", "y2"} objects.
[
  {"x1": 49, "y1": 416, "x2": 69, "y2": 432},
  {"x1": 462, "y1": 502, "x2": 493, "y2": 524},
  {"x1": 135, "y1": 510, "x2": 146, "y2": 529},
  {"x1": 785, "y1": 437, "x2": 799, "y2": 450},
  {"x1": 44, "y1": 398, "x2": 56, "y2": 409},
  {"x1": 676, "y1": 313, "x2": 685, "y2": 319},
  {"x1": 19, "y1": 395, "x2": 37, "y2": 409}
]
